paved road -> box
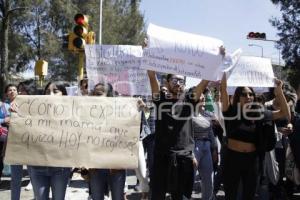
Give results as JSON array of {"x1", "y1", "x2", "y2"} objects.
[
  {"x1": 1, "y1": 169, "x2": 221, "y2": 200},
  {"x1": 6, "y1": 169, "x2": 300, "y2": 200}
]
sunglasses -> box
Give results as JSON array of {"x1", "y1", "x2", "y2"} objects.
[
  {"x1": 170, "y1": 78, "x2": 185, "y2": 85},
  {"x1": 240, "y1": 92, "x2": 254, "y2": 97}
]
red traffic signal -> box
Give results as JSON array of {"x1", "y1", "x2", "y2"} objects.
[
  {"x1": 74, "y1": 14, "x2": 89, "y2": 26},
  {"x1": 247, "y1": 32, "x2": 266, "y2": 40}
]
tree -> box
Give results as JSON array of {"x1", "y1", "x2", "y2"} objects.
[
  {"x1": 11, "y1": 0, "x2": 78, "y2": 81},
  {"x1": 0, "y1": 0, "x2": 146, "y2": 97},
  {"x1": 270, "y1": 0, "x2": 300, "y2": 89},
  {"x1": 0, "y1": 0, "x2": 27, "y2": 97}
]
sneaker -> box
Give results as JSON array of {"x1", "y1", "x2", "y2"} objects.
[{"x1": 25, "y1": 182, "x2": 33, "y2": 191}]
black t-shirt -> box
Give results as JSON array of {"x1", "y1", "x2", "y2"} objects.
[
  {"x1": 153, "y1": 91, "x2": 196, "y2": 155},
  {"x1": 223, "y1": 105, "x2": 272, "y2": 143}
]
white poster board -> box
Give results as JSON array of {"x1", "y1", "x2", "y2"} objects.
[
  {"x1": 142, "y1": 23, "x2": 224, "y2": 81},
  {"x1": 85, "y1": 45, "x2": 151, "y2": 96},
  {"x1": 5, "y1": 95, "x2": 141, "y2": 169},
  {"x1": 227, "y1": 56, "x2": 275, "y2": 87}
]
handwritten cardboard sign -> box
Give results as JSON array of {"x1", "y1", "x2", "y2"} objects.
[
  {"x1": 227, "y1": 56, "x2": 275, "y2": 87},
  {"x1": 85, "y1": 45, "x2": 151, "y2": 96},
  {"x1": 142, "y1": 23, "x2": 224, "y2": 81},
  {"x1": 5, "y1": 95, "x2": 141, "y2": 169}
]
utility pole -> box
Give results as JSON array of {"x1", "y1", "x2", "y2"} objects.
[{"x1": 99, "y1": 0, "x2": 103, "y2": 44}]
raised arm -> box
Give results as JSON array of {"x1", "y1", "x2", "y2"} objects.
[
  {"x1": 147, "y1": 70, "x2": 160, "y2": 95},
  {"x1": 272, "y1": 79, "x2": 291, "y2": 121},
  {"x1": 220, "y1": 73, "x2": 230, "y2": 112},
  {"x1": 193, "y1": 80, "x2": 209, "y2": 101}
]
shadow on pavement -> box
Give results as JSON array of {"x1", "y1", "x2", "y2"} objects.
[{"x1": 0, "y1": 180, "x2": 10, "y2": 190}]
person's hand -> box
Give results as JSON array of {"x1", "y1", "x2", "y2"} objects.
[
  {"x1": 9, "y1": 102, "x2": 18, "y2": 113},
  {"x1": 142, "y1": 37, "x2": 148, "y2": 48},
  {"x1": 274, "y1": 78, "x2": 283, "y2": 96},
  {"x1": 219, "y1": 46, "x2": 226, "y2": 57},
  {"x1": 4, "y1": 117, "x2": 10, "y2": 125},
  {"x1": 137, "y1": 98, "x2": 146, "y2": 111}
]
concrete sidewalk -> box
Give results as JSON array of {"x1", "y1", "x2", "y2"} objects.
[
  {"x1": 0, "y1": 170, "x2": 221, "y2": 200},
  {"x1": 0, "y1": 169, "x2": 228, "y2": 200}
]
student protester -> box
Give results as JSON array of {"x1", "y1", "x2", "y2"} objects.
[
  {"x1": 0, "y1": 84, "x2": 18, "y2": 184},
  {"x1": 10, "y1": 80, "x2": 37, "y2": 200},
  {"x1": 28, "y1": 81, "x2": 72, "y2": 200},
  {"x1": 141, "y1": 99, "x2": 156, "y2": 192},
  {"x1": 220, "y1": 74, "x2": 290, "y2": 200},
  {"x1": 191, "y1": 89, "x2": 218, "y2": 200},
  {"x1": 258, "y1": 84, "x2": 296, "y2": 199},
  {"x1": 147, "y1": 70, "x2": 210, "y2": 200},
  {"x1": 88, "y1": 82, "x2": 126, "y2": 200},
  {"x1": 79, "y1": 78, "x2": 89, "y2": 96},
  {"x1": 134, "y1": 98, "x2": 151, "y2": 199}
]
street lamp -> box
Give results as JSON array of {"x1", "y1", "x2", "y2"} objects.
[{"x1": 248, "y1": 44, "x2": 264, "y2": 57}]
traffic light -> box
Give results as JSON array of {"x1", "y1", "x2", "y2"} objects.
[
  {"x1": 35, "y1": 60, "x2": 48, "y2": 87},
  {"x1": 86, "y1": 31, "x2": 96, "y2": 44},
  {"x1": 73, "y1": 14, "x2": 88, "y2": 50},
  {"x1": 247, "y1": 32, "x2": 266, "y2": 40},
  {"x1": 35, "y1": 60, "x2": 48, "y2": 76},
  {"x1": 67, "y1": 14, "x2": 96, "y2": 51}
]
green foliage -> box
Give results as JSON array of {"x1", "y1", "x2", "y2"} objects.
[
  {"x1": 1, "y1": 0, "x2": 145, "y2": 83},
  {"x1": 270, "y1": 0, "x2": 300, "y2": 88}
]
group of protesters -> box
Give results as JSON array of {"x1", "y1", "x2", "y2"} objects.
[{"x1": 1, "y1": 59, "x2": 300, "y2": 200}]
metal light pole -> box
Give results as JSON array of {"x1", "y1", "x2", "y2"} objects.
[
  {"x1": 248, "y1": 44, "x2": 264, "y2": 57},
  {"x1": 99, "y1": 0, "x2": 103, "y2": 44}
]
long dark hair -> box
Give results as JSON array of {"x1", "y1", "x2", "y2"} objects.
[
  {"x1": 17, "y1": 79, "x2": 37, "y2": 95},
  {"x1": 93, "y1": 82, "x2": 115, "y2": 97},
  {"x1": 44, "y1": 81, "x2": 69, "y2": 96},
  {"x1": 232, "y1": 87, "x2": 261, "y2": 123},
  {"x1": 232, "y1": 87, "x2": 256, "y2": 107}
]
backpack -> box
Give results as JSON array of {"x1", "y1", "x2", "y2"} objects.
[{"x1": 256, "y1": 120, "x2": 276, "y2": 152}]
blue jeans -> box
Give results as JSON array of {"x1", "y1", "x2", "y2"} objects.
[
  {"x1": 28, "y1": 166, "x2": 71, "y2": 200},
  {"x1": 11, "y1": 165, "x2": 23, "y2": 200},
  {"x1": 89, "y1": 169, "x2": 126, "y2": 200},
  {"x1": 194, "y1": 140, "x2": 214, "y2": 200}
]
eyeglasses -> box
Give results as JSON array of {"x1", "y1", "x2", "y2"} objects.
[
  {"x1": 170, "y1": 78, "x2": 185, "y2": 85},
  {"x1": 240, "y1": 92, "x2": 254, "y2": 97}
]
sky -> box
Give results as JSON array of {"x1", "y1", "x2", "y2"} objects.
[
  {"x1": 24, "y1": 1, "x2": 283, "y2": 80},
  {"x1": 139, "y1": 0, "x2": 283, "y2": 65}
]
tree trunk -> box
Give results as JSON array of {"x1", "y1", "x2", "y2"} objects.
[{"x1": 0, "y1": 0, "x2": 10, "y2": 98}]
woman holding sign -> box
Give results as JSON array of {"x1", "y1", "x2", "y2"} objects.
[
  {"x1": 88, "y1": 82, "x2": 126, "y2": 200},
  {"x1": 0, "y1": 84, "x2": 17, "y2": 187},
  {"x1": 28, "y1": 81, "x2": 71, "y2": 200},
  {"x1": 220, "y1": 74, "x2": 290, "y2": 200}
]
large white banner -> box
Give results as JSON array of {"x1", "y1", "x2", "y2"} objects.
[
  {"x1": 85, "y1": 45, "x2": 151, "y2": 96},
  {"x1": 227, "y1": 56, "x2": 275, "y2": 87},
  {"x1": 5, "y1": 96, "x2": 141, "y2": 169},
  {"x1": 142, "y1": 23, "x2": 224, "y2": 81}
]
